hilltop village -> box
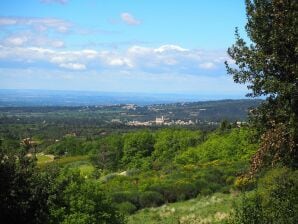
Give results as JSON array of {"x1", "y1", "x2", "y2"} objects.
[{"x1": 126, "y1": 116, "x2": 197, "y2": 126}]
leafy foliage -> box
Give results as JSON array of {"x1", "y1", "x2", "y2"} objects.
[
  {"x1": 90, "y1": 135, "x2": 123, "y2": 171},
  {"x1": 175, "y1": 128, "x2": 257, "y2": 165},
  {"x1": 0, "y1": 144, "x2": 125, "y2": 223},
  {"x1": 152, "y1": 129, "x2": 202, "y2": 168},
  {"x1": 128, "y1": 193, "x2": 237, "y2": 224},
  {"x1": 226, "y1": 0, "x2": 298, "y2": 170},
  {"x1": 232, "y1": 168, "x2": 298, "y2": 224},
  {"x1": 122, "y1": 130, "x2": 155, "y2": 169},
  {"x1": 0, "y1": 149, "x2": 50, "y2": 224},
  {"x1": 46, "y1": 136, "x2": 86, "y2": 156},
  {"x1": 48, "y1": 169, "x2": 124, "y2": 224}
]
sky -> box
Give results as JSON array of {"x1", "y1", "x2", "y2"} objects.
[{"x1": 0, "y1": 0, "x2": 249, "y2": 97}]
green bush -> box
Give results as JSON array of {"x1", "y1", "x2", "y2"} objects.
[
  {"x1": 138, "y1": 191, "x2": 164, "y2": 208},
  {"x1": 175, "y1": 128, "x2": 257, "y2": 165},
  {"x1": 175, "y1": 181, "x2": 198, "y2": 201},
  {"x1": 116, "y1": 201, "x2": 137, "y2": 215},
  {"x1": 232, "y1": 193, "x2": 265, "y2": 224},
  {"x1": 49, "y1": 169, "x2": 125, "y2": 224},
  {"x1": 153, "y1": 129, "x2": 202, "y2": 166},
  {"x1": 121, "y1": 130, "x2": 155, "y2": 168},
  {"x1": 110, "y1": 191, "x2": 140, "y2": 208},
  {"x1": 231, "y1": 168, "x2": 298, "y2": 224},
  {"x1": 147, "y1": 182, "x2": 177, "y2": 203}
]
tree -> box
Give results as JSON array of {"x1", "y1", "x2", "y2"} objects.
[
  {"x1": 0, "y1": 143, "x2": 125, "y2": 224},
  {"x1": 48, "y1": 169, "x2": 124, "y2": 224},
  {"x1": 152, "y1": 129, "x2": 202, "y2": 168},
  {"x1": 225, "y1": 0, "x2": 298, "y2": 171},
  {"x1": 0, "y1": 148, "x2": 50, "y2": 224},
  {"x1": 91, "y1": 135, "x2": 123, "y2": 171},
  {"x1": 232, "y1": 168, "x2": 298, "y2": 224},
  {"x1": 121, "y1": 130, "x2": 155, "y2": 168}
]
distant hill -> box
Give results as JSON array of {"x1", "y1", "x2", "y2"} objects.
[
  {"x1": 0, "y1": 89, "x2": 253, "y2": 107},
  {"x1": 149, "y1": 99, "x2": 263, "y2": 122}
]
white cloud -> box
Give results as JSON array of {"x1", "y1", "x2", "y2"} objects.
[
  {"x1": 154, "y1": 45, "x2": 189, "y2": 53},
  {"x1": 6, "y1": 36, "x2": 28, "y2": 46},
  {"x1": 0, "y1": 67, "x2": 247, "y2": 96},
  {"x1": 120, "y1": 13, "x2": 141, "y2": 25},
  {"x1": 81, "y1": 49, "x2": 98, "y2": 59},
  {"x1": 3, "y1": 33, "x2": 65, "y2": 48},
  {"x1": 0, "y1": 17, "x2": 72, "y2": 33},
  {"x1": 28, "y1": 47, "x2": 55, "y2": 54},
  {"x1": 51, "y1": 40, "x2": 65, "y2": 48},
  {"x1": 128, "y1": 45, "x2": 152, "y2": 55},
  {"x1": 107, "y1": 58, "x2": 133, "y2": 67},
  {"x1": 108, "y1": 58, "x2": 126, "y2": 66},
  {"x1": 59, "y1": 63, "x2": 86, "y2": 70},
  {"x1": 50, "y1": 56, "x2": 66, "y2": 63},
  {"x1": 0, "y1": 44, "x2": 229, "y2": 73},
  {"x1": 199, "y1": 62, "x2": 216, "y2": 69},
  {"x1": 0, "y1": 18, "x2": 17, "y2": 25},
  {"x1": 163, "y1": 58, "x2": 177, "y2": 65}
]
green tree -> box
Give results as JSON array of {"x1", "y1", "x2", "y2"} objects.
[
  {"x1": 226, "y1": 0, "x2": 298, "y2": 170},
  {"x1": 232, "y1": 168, "x2": 298, "y2": 224},
  {"x1": 48, "y1": 168, "x2": 125, "y2": 224},
  {"x1": 0, "y1": 148, "x2": 50, "y2": 224},
  {"x1": 0, "y1": 144, "x2": 125, "y2": 224},
  {"x1": 152, "y1": 129, "x2": 202, "y2": 168},
  {"x1": 46, "y1": 136, "x2": 88, "y2": 156},
  {"x1": 121, "y1": 130, "x2": 155, "y2": 168},
  {"x1": 91, "y1": 135, "x2": 123, "y2": 171}
]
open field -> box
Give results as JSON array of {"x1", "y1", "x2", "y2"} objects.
[{"x1": 128, "y1": 193, "x2": 240, "y2": 224}]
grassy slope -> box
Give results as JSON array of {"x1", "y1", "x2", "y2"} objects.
[
  {"x1": 128, "y1": 192, "x2": 240, "y2": 224},
  {"x1": 37, "y1": 154, "x2": 94, "y2": 177},
  {"x1": 36, "y1": 153, "x2": 54, "y2": 164}
]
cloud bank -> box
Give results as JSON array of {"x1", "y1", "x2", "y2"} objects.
[{"x1": 0, "y1": 44, "x2": 229, "y2": 74}]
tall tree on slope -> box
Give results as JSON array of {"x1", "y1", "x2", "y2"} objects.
[{"x1": 226, "y1": 0, "x2": 298, "y2": 172}]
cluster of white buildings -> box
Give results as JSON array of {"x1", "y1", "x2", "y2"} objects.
[
  {"x1": 121, "y1": 104, "x2": 137, "y2": 110},
  {"x1": 126, "y1": 116, "x2": 196, "y2": 126}
]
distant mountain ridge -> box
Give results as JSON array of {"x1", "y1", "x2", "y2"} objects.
[{"x1": 0, "y1": 89, "x2": 255, "y2": 107}]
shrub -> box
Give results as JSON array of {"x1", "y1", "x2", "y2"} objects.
[
  {"x1": 232, "y1": 193, "x2": 265, "y2": 224},
  {"x1": 116, "y1": 201, "x2": 137, "y2": 215},
  {"x1": 175, "y1": 128, "x2": 257, "y2": 165},
  {"x1": 110, "y1": 191, "x2": 140, "y2": 208},
  {"x1": 138, "y1": 191, "x2": 164, "y2": 208},
  {"x1": 234, "y1": 176, "x2": 255, "y2": 191},
  {"x1": 48, "y1": 169, "x2": 125, "y2": 224},
  {"x1": 147, "y1": 183, "x2": 178, "y2": 203},
  {"x1": 175, "y1": 181, "x2": 198, "y2": 201},
  {"x1": 231, "y1": 168, "x2": 298, "y2": 224}
]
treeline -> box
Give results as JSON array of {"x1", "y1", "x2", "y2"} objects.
[
  {"x1": 59, "y1": 127, "x2": 255, "y2": 215},
  {"x1": 44, "y1": 128, "x2": 204, "y2": 171},
  {"x1": 1, "y1": 126, "x2": 258, "y2": 222},
  {"x1": 0, "y1": 149, "x2": 124, "y2": 224}
]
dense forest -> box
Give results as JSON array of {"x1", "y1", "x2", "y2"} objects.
[{"x1": 0, "y1": 0, "x2": 297, "y2": 223}]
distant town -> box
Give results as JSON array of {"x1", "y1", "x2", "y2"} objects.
[{"x1": 126, "y1": 116, "x2": 197, "y2": 126}]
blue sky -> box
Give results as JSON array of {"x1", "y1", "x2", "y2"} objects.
[{"x1": 0, "y1": 0, "x2": 249, "y2": 96}]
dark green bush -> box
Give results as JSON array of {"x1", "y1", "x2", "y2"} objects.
[
  {"x1": 147, "y1": 182, "x2": 177, "y2": 203},
  {"x1": 116, "y1": 201, "x2": 137, "y2": 215},
  {"x1": 138, "y1": 191, "x2": 164, "y2": 208},
  {"x1": 232, "y1": 193, "x2": 265, "y2": 224},
  {"x1": 231, "y1": 168, "x2": 298, "y2": 224},
  {"x1": 110, "y1": 191, "x2": 140, "y2": 208},
  {"x1": 175, "y1": 182, "x2": 198, "y2": 201}
]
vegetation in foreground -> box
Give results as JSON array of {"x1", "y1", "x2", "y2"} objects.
[
  {"x1": 0, "y1": 0, "x2": 297, "y2": 223},
  {"x1": 1, "y1": 125, "x2": 256, "y2": 224},
  {"x1": 128, "y1": 193, "x2": 240, "y2": 224}
]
